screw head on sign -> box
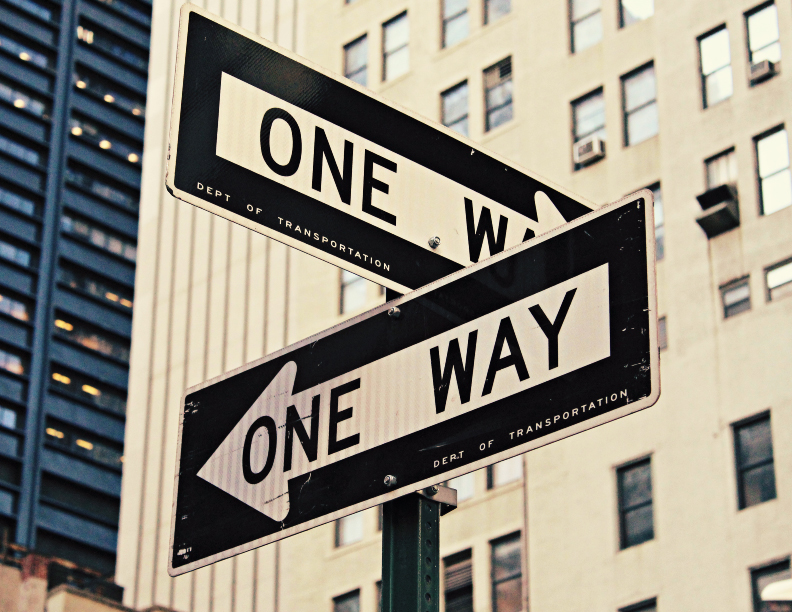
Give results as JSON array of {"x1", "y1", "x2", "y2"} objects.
[
  {"x1": 428, "y1": 236, "x2": 441, "y2": 249},
  {"x1": 388, "y1": 306, "x2": 401, "y2": 319},
  {"x1": 425, "y1": 485, "x2": 439, "y2": 496},
  {"x1": 384, "y1": 474, "x2": 397, "y2": 487}
]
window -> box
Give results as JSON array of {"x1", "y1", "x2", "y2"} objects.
[
  {"x1": 335, "y1": 512, "x2": 363, "y2": 546},
  {"x1": 65, "y1": 166, "x2": 139, "y2": 211},
  {"x1": 44, "y1": 420, "x2": 123, "y2": 468},
  {"x1": 442, "y1": 0, "x2": 468, "y2": 48},
  {"x1": 51, "y1": 368, "x2": 126, "y2": 415},
  {"x1": 572, "y1": 88, "x2": 605, "y2": 168},
  {"x1": 619, "y1": 599, "x2": 657, "y2": 612},
  {"x1": 333, "y1": 590, "x2": 360, "y2": 612},
  {"x1": 622, "y1": 64, "x2": 658, "y2": 146},
  {"x1": 619, "y1": 0, "x2": 653, "y2": 27},
  {"x1": 658, "y1": 316, "x2": 667, "y2": 350},
  {"x1": 6, "y1": 0, "x2": 54, "y2": 22},
  {"x1": 706, "y1": 148, "x2": 738, "y2": 189},
  {"x1": 61, "y1": 214, "x2": 137, "y2": 261},
  {"x1": 0, "y1": 347, "x2": 25, "y2": 376},
  {"x1": 0, "y1": 291, "x2": 31, "y2": 322},
  {"x1": 0, "y1": 79, "x2": 50, "y2": 119},
  {"x1": 59, "y1": 265, "x2": 134, "y2": 309},
  {"x1": 382, "y1": 12, "x2": 409, "y2": 81},
  {"x1": 77, "y1": 22, "x2": 148, "y2": 72},
  {"x1": 442, "y1": 81, "x2": 469, "y2": 137},
  {"x1": 746, "y1": 3, "x2": 781, "y2": 65},
  {"x1": 651, "y1": 184, "x2": 664, "y2": 260},
  {"x1": 756, "y1": 127, "x2": 792, "y2": 215},
  {"x1": 0, "y1": 134, "x2": 42, "y2": 166},
  {"x1": 444, "y1": 550, "x2": 473, "y2": 612},
  {"x1": 766, "y1": 258, "x2": 792, "y2": 301},
  {"x1": 340, "y1": 270, "x2": 367, "y2": 314},
  {"x1": 485, "y1": 0, "x2": 510, "y2": 24},
  {"x1": 69, "y1": 116, "x2": 141, "y2": 164},
  {"x1": 0, "y1": 238, "x2": 32, "y2": 268},
  {"x1": 53, "y1": 315, "x2": 131, "y2": 362},
  {"x1": 570, "y1": 0, "x2": 602, "y2": 53},
  {"x1": 752, "y1": 559, "x2": 791, "y2": 612},
  {"x1": 721, "y1": 278, "x2": 751, "y2": 318},
  {"x1": 487, "y1": 455, "x2": 522, "y2": 489},
  {"x1": 0, "y1": 405, "x2": 18, "y2": 430},
  {"x1": 484, "y1": 57, "x2": 513, "y2": 131},
  {"x1": 93, "y1": 0, "x2": 150, "y2": 25},
  {"x1": 447, "y1": 472, "x2": 474, "y2": 502},
  {"x1": 344, "y1": 35, "x2": 368, "y2": 87},
  {"x1": 0, "y1": 185, "x2": 37, "y2": 217},
  {"x1": 0, "y1": 33, "x2": 52, "y2": 69},
  {"x1": 491, "y1": 534, "x2": 521, "y2": 612},
  {"x1": 733, "y1": 412, "x2": 776, "y2": 509},
  {"x1": 74, "y1": 72, "x2": 145, "y2": 117},
  {"x1": 699, "y1": 27, "x2": 733, "y2": 108},
  {"x1": 617, "y1": 457, "x2": 653, "y2": 549}
]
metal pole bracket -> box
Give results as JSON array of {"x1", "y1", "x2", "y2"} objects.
[{"x1": 417, "y1": 485, "x2": 457, "y2": 515}]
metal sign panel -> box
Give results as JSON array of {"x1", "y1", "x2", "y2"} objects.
[
  {"x1": 169, "y1": 191, "x2": 660, "y2": 575},
  {"x1": 166, "y1": 5, "x2": 595, "y2": 293}
]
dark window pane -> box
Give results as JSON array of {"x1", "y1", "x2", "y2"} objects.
[
  {"x1": 334, "y1": 591, "x2": 360, "y2": 612},
  {"x1": 722, "y1": 279, "x2": 751, "y2": 318},
  {"x1": 738, "y1": 418, "x2": 773, "y2": 466},
  {"x1": 492, "y1": 537, "x2": 520, "y2": 581},
  {"x1": 445, "y1": 549, "x2": 473, "y2": 612},
  {"x1": 620, "y1": 462, "x2": 652, "y2": 507},
  {"x1": 618, "y1": 459, "x2": 653, "y2": 548},
  {"x1": 624, "y1": 504, "x2": 654, "y2": 546},
  {"x1": 752, "y1": 560, "x2": 791, "y2": 612},
  {"x1": 494, "y1": 579, "x2": 521, "y2": 612},
  {"x1": 742, "y1": 463, "x2": 777, "y2": 507}
]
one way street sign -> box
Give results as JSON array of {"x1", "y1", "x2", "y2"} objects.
[
  {"x1": 166, "y1": 5, "x2": 595, "y2": 293},
  {"x1": 169, "y1": 192, "x2": 660, "y2": 575}
]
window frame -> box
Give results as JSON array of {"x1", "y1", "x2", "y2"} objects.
[
  {"x1": 705, "y1": 147, "x2": 738, "y2": 190},
  {"x1": 484, "y1": 0, "x2": 511, "y2": 25},
  {"x1": 569, "y1": 0, "x2": 602, "y2": 54},
  {"x1": 483, "y1": 57, "x2": 513, "y2": 132},
  {"x1": 745, "y1": 1, "x2": 781, "y2": 65},
  {"x1": 616, "y1": 455, "x2": 654, "y2": 549},
  {"x1": 382, "y1": 11, "x2": 409, "y2": 82},
  {"x1": 441, "y1": 80, "x2": 469, "y2": 137},
  {"x1": 486, "y1": 455, "x2": 522, "y2": 489},
  {"x1": 490, "y1": 532, "x2": 522, "y2": 612},
  {"x1": 750, "y1": 557, "x2": 791, "y2": 612},
  {"x1": 698, "y1": 25, "x2": 733, "y2": 109},
  {"x1": 732, "y1": 410, "x2": 776, "y2": 510},
  {"x1": 343, "y1": 34, "x2": 368, "y2": 87},
  {"x1": 334, "y1": 511, "x2": 364, "y2": 547},
  {"x1": 720, "y1": 276, "x2": 752, "y2": 318},
  {"x1": 621, "y1": 62, "x2": 658, "y2": 147},
  {"x1": 332, "y1": 589, "x2": 361, "y2": 612},
  {"x1": 765, "y1": 257, "x2": 792, "y2": 301},
  {"x1": 441, "y1": 0, "x2": 469, "y2": 49},
  {"x1": 444, "y1": 548, "x2": 474, "y2": 612},
  {"x1": 754, "y1": 124, "x2": 791, "y2": 216},
  {"x1": 619, "y1": 0, "x2": 653, "y2": 29}
]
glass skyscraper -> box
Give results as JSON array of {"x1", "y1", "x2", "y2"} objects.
[{"x1": 0, "y1": 0, "x2": 149, "y2": 574}]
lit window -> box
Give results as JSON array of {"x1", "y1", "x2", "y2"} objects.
[
  {"x1": 658, "y1": 316, "x2": 667, "y2": 351},
  {"x1": 570, "y1": 0, "x2": 602, "y2": 53},
  {"x1": 52, "y1": 314, "x2": 131, "y2": 362},
  {"x1": 51, "y1": 367, "x2": 126, "y2": 414},
  {"x1": 46, "y1": 427, "x2": 64, "y2": 439},
  {"x1": 442, "y1": 81, "x2": 469, "y2": 137},
  {"x1": 0, "y1": 80, "x2": 49, "y2": 119},
  {"x1": 442, "y1": 0, "x2": 468, "y2": 48},
  {"x1": 706, "y1": 148, "x2": 737, "y2": 189},
  {"x1": 61, "y1": 214, "x2": 137, "y2": 261},
  {"x1": 734, "y1": 412, "x2": 776, "y2": 509},
  {"x1": 335, "y1": 512, "x2": 363, "y2": 546},
  {"x1": 0, "y1": 34, "x2": 51, "y2": 69},
  {"x1": 699, "y1": 27, "x2": 733, "y2": 108},
  {"x1": 487, "y1": 455, "x2": 522, "y2": 489},
  {"x1": 73, "y1": 73, "x2": 145, "y2": 117},
  {"x1": 622, "y1": 63, "x2": 658, "y2": 146},
  {"x1": 59, "y1": 265, "x2": 134, "y2": 309},
  {"x1": 650, "y1": 184, "x2": 664, "y2": 260},
  {"x1": 721, "y1": 278, "x2": 751, "y2": 318},
  {"x1": 444, "y1": 550, "x2": 473, "y2": 612},
  {"x1": 76, "y1": 25, "x2": 94, "y2": 44},
  {"x1": 333, "y1": 590, "x2": 360, "y2": 612},
  {"x1": 756, "y1": 127, "x2": 792, "y2": 215},
  {"x1": 0, "y1": 292, "x2": 30, "y2": 322},
  {"x1": 383, "y1": 12, "x2": 409, "y2": 81},
  {"x1": 751, "y1": 558, "x2": 790, "y2": 612},
  {"x1": 44, "y1": 419, "x2": 123, "y2": 467},
  {"x1": 766, "y1": 259, "x2": 792, "y2": 301},
  {"x1": 619, "y1": 0, "x2": 653, "y2": 27},
  {"x1": 485, "y1": 0, "x2": 511, "y2": 24},
  {"x1": 76, "y1": 22, "x2": 147, "y2": 72},
  {"x1": 0, "y1": 238, "x2": 32, "y2": 268},
  {"x1": 617, "y1": 457, "x2": 654, "y2": 548},
  {"x1": 447, "y1": 472, "x2": 475, "y2": 502},
  {"x1": 746, "y1": 3, "x2": 781, "y2": 65},
  {"x1": 484, "y1": 57, "x2": 513, "y2": 131},
  {"x1": 340, "y1": 270, "x2": 367, "y2": 314},
  {"x1": 344, "y1": 35, "x2": 368, "y2": 87},
  {"x1": 491, "y1": 534, "x2": 521, "y2": 612}
]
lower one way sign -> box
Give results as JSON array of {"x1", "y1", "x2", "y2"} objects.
[{"x1": 169, "y1": 191, "x2": 660, "y2": 575}]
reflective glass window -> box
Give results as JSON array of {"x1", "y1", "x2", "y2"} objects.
[
  {"x1": 383, "y1": 13, "x2": 409, "y2": 81},
  {"x1": 61, "y1": 214, "x2": 137, "y2": 262},
  {"x1": 442, "y1": 81, "x2": 469, "y2": 137},
  {"x1": 344, "y1": 35, "x2": 368, "y2": 87},
  {"x1": 699, "y1": 28, "x2": 733, "y2": 107},
  {"x1": 620, "y1": 0, "x2": 653, "y2": 27},
  {"x1": 617, "y1": 457, "x2": 653, "y2": 548},
  {"x1": 747, "y1": 3, "x2": 781, "y2": 64},
  {"x1": 570, "y1": 0, "x2": 602, "y2": 53},
  {"x1": 443, "y1": 0, "x2": 469, "y2": 49},
  {"x1": 734, "y1": 413, "x2": 776, "y2": 509},
  {"x1": 766, "y1": 259, "x2": 792, "y2": 301},
  {"x1": 485, "y1": 0, "x2": 511, "y2": 24},
  {"x1": 721, "y1": 278, "x2": 751, "y2": 318},
  {"x1": 706, "y1": 148, "x2": 738, "y2": 189},
  {"x1": 756, "y1": 128, "x2": 792, "y2": 215},
  {"x1": 484, "y1": 57, "x2": 513, "y2": 131},
  {"x1": 622, "y1": 64, "x2": 658, "y2": 146},
  {"x1": 491, "y1": 534, "x2": 521, "y2": 612},
  {"x1": 335, "y1": 512, "x2": 363, "y2": 546}
]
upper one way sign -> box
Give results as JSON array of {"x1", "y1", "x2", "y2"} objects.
[
  {"x1": 166, "y1": 5, "x2": 595, "y2": 293},
  {"x1": 169, "y1": 192, "x2": 660, "y2": 575}
]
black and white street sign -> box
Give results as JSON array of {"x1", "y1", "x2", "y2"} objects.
[
  {"x1": 169, "y1": 192, "x2": 660, "y2": 575},
  {"x1": 166, "y1": 5, "x2": 595, "y2": 293}
]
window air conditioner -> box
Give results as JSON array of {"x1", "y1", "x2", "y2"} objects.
[
  {"x1": 695, "y1": 183, "x2": 739, "y2": 239},
  {"x1": 573, "y1": 135, "x2": 605, "y2": 166},
  {"x1": 749, "y1": 59, "x2": 778, "y2": 85}
]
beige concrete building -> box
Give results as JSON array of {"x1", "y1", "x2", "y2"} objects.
[{"x1": 117, "y1": 0, "x2": 792, "y2": 612}]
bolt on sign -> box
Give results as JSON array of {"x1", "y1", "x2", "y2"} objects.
[
  {"x1": 169, "y1": 192, "x2": 660, "y2": 575},
  {"x1": 165, "y1": 4, "x2": 596, "y2": 293}
]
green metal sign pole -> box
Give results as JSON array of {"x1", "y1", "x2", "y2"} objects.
[{"x1": 381, "y1": 486, "x2": 457, "y2": 612}]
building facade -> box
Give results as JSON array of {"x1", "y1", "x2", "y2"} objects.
[
  {"x1": 118, "y1": 0, "x2": 791, "y2": 611},
  {"x1": 0, "y1": 0, "x2": 150, "y2": 575}
]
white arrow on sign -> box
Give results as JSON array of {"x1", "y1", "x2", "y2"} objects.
[{"x1": 196, "y1": 264, "x2": 610, "y2": 521}]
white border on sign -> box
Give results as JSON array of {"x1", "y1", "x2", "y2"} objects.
[
  {"x1": 168, "y1": 189, "x2": 660, "y2": 576},
  {"x1": 165, "y1": 3, "x2": 598, "y2": 294}
]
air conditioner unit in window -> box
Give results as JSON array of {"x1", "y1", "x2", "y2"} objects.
[
  {"x1": 573, "y1": 135, "x2": 605, "y2": 166},
  {"x1": 749, "y1": 59, "x2": 778, "y2": 85},
  {"x1": 695, "y1": 183, "x2": 739, "y2": 239}
]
